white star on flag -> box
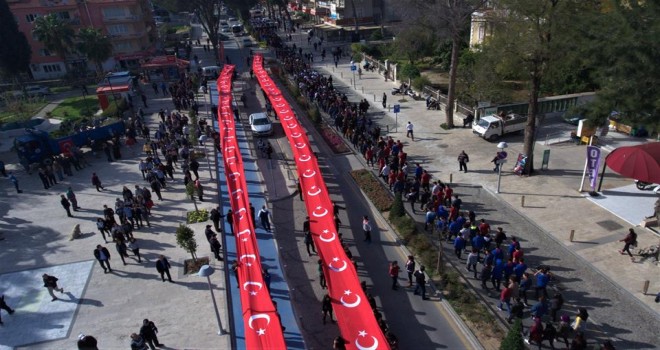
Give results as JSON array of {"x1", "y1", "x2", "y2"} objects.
[
  {"x1": 257, "y1": 328, "x2": 266, "y2": 336},
  {"x1": 333, "y1": 257, "x2": 339, "y2": 262},
  {"x1": 358, "y1": 330, "x2": 367, "y2": 337},
  {"x1": 344, "y1": 290, "x2": 352, "y2": 295}
]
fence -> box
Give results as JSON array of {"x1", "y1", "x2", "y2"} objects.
[{"x1": 423, "y1": 85, "x2": 473, "y2": 117}]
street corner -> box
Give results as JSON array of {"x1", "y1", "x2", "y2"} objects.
[{"x1": 0, "y1": 260, "x2": 94, "y2": 348}]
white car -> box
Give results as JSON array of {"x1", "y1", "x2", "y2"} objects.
[
  {"x1": 242, "y1": 37, "x2": 253, "y2": 47},
  {"x1": 248, "y1": 112, "x2": 273, "y2": 136},
  {"x1": 11, "y1": 85, "x2": 51, "y2": 98}
]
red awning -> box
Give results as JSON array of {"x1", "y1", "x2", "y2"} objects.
[
  {"x1": 95, "y1": 85, "x2": 130, "y2": 93},
  {"x1": 606, "y1": 142, "x2": 660, "y2": 183},
  {"x1": 140, "y1": 55, "x2": 189, "y2": 69}
]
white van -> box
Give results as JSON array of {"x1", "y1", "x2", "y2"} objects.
[{"x1": 202, "y1": 66, "x2": 221, "y2": 79}]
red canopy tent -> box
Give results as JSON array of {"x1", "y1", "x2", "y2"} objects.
[{"x1": 605, "y1": 142, "x2": 660, "y2": 183}]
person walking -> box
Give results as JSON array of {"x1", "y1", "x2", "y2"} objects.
[
  {"x1": 321, "y1": 294, "x2": 335, "y2": 324},
  {"x1": 116, "y1": 239, "x2": 129, "y2": 265},
  {"x1": 91, "y1": 173, "x2": 104, "y2": 192},
  {"x1": 93, "y1": 245, "x2": 112, "y2": 273},
  {"x1": 362, "y1": 215, "x2": 372, "y2": 243},
  {"x1": 60, "y1": 195, "x2": 73, "y2": 217},
  {"x1": 405, "y1": 255, "x2": 415, "y2": 287},
  {"x1": 156, "y1": 255, "x2": 173, "y2": 282},
  {"x1": 304, "y1": 229, "x2": 316, "y2": 256},
  {"x1": 413, "y1": 266, "x2": 428, "y2": 300},
  {"x1": 127, "y1": 238, "x2": 142, "y2": 263},
  {"x1": 66, "y1": 187, "x2": 80, "y2": 211},
  {"x1": 618, "y1": 228, "x2": 637, "y2": 261},
  {"x1": 457, "y1": 151, "x2": 469, "y2": 173},
  {"x1": 549, "y1": 292, "x2": 564, "y2": 322},
  {"x1": 210, "y1": 234, "x2": 223, "y2": 261},
  {"x1": 140, "y1": 319, "x2": 162, "y2": 349},
  {"x1": 8, "y1": 172, "x2": 22, "y2": 193},
  {"x1": 382, "y1": 92, "x2": 387, "y2": 109},
  {"x1": 406, "y1": 121, "x2": 414, "y2": 141},
  {"x1": 389, "y1": 261, "x2": 400, "y2": 290},
  {"x1": 225, "y1": 209, "x2": 234, "y2": 234},
  {"x1": 258, "y1": 205, "x2": 273, "y2": 231},
  {"x1": 210, "y1": 207, "x2": 221, "y2": 232},
  {"x1": 572, "y1": 307, "x2": 589, "y2": 333},
  {"x1": 42, "y1": 273, "x2": 64, "y2": 301},
  {"x1": 150, "y1": 178, "x2": 163, "y2": 201},
  {"x1": 0, "y1": 294, "x2": 16, "y2": 325}
]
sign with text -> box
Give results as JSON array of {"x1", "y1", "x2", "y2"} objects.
[
  {"x1": 586, "y1": 146, "x2": 601, "y2": 191},
  {"x1": 393, "y1": 104, "x2": 400, "y2": 113}
]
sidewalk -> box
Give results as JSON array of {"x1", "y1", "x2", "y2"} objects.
[{"x1": 279, "y1": 28, "x2": 659, "y2": 347}]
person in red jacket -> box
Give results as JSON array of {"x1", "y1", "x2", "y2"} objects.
[
  {"x1": 618, "y1": 228, "x2": 637, "y2": 262},
  {"x1": 389, "y1": 261, "x2": 400, "y2": 290}
]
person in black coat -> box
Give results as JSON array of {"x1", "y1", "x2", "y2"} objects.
[
  {"x1": 140, "y1": 319, "x2": 162, "y2": 349},
  {"x1": 93, "y1": 245, "x2": 112, "y2": 273},
  {"x1": 0, "y1": 294, "x2": 15, "y2": 325},
  {"x1": 60, "y1": 195, "x2": 73, "y2": 217},
  {"x1": 156, "y1": 255, "x2": 173, "y2": 282}
]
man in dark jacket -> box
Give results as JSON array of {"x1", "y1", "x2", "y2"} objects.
[
  {"x1": 60, "y1": 195, "x2": 73, "y2": 217},
  {"x1": 140, "y1": 319, "x2": 162, "y2": 349},
  {"x1": 93, "y1": 245, "x2": 112, "y2": 273},
  {"x1": 0, "y1": 294, "x2": 15, "y2": 325},
  {"x1": 210, "y1": 207, "x2": 222, "y2": 232},
  {"x1": 156, "y1": 255, "x2": 173, "y2": 282}
]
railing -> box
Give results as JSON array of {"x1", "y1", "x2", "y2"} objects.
[
  {"x1": 423, "y1": 85, "x2": 474, "y2": 117},
  {"x1": 103, "y1": 14, "x2": 142, "y2": 22}
]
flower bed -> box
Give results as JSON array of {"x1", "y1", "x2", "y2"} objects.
[
  {"x1": 319, "y1": 125, "x2": 351, "y2": 154},
  {"x1": 350, "y1": 169, "x2": 392, "y2": 211}
]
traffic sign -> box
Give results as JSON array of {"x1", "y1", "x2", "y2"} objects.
[
  {"x1": 351, "y1": 65, "x2": 357, "y2": 71},
  {"x1": 393, "y1": 104, "x2": 400, "y2": 113}
]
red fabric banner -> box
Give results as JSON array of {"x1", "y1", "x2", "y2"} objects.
[
  {"x1": 216, "y1": 66, "x2": 286, "y2": 349},
  {"x1": 252, "y1": 55, "x2": 390, "y2": 350}
]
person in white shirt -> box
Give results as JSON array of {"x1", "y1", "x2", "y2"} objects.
[{"x1": 406, "y1": 121, "x2": 414, "y2": 141}]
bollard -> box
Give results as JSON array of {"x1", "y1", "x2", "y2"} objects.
[
  {"x1": 643, "y1": 280, "x2": 650, "y2": 295},
  {"x1": 332, "y1": 67, "x2": 335, "y2": 72},
  {"x1": 449, "y1": 173, "x2": 453, "y2": 184},
  {"x1": 341, "y1": 72, "x2": 343, "y2": 78},
  {"x1": 361, "y1": 87, "x2": 364, "y2": 93},
  {"x1": 569, "y1": 229, "x2": 575, "y2": 242},
  {"x1": 374, "y1": 94, "x2": 376, "y2": 102},
  {"x1": 521, "y1": 195, "x2": 525, "y2": 207},
  {"x1": 386, "y1": 125, "x2": 389, "y2": 134}
]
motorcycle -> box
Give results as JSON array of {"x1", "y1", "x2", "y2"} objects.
[
  {"x1": 635, "y1": 180, "x2": 660, "y2": 192},
  {"x1": 391, "y1": 83, "x2": 409, "y2": 95},
  {"x1": 427, "y1": 99, "x2": 440, "y2": 110},
  {"x1": 363, "y1": 62, "x2": 376, "y2": 72}
]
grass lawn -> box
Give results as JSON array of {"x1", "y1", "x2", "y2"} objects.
[
  {"x1": 50, "y1": 84, "x2": 96, "y2": 94},
  {"x1": 0, "y1": 99, "x2": 49, "y2": 124},
  {"x1": 49, "y1": 95, "x2": 100, "y2": 122}
]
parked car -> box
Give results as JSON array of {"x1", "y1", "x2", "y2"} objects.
[
  {"x1": 242, "y1": 37, "x2": 254, "y2": 47},
  {"x1": 248, "y1": 112, "x2": 273, "y2": 136},
  {"x1": 11, "y1": 85, "x2": 51, "y2": 98}
]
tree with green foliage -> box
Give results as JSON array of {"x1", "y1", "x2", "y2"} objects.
[
  {"x1": 389, "y1": 192, "x2": 406, "y2": 220},
  {"x1": 500, "y1": 318, "x2": 525, "y2": 350},
  {"x1": 583, "y1": 0, "x2": 660, "y2": 134},
  {"x1": 456, "y1": 48, "x2": 512, "y2": 107},
  {"x1": 393, "y1": 27, "x2": 434, "y2": 64},
  {"x1": 185, "y1": 181, "x2": 199, "y2": 212},
  {"x1": 482, "y1": 0, "x2": 598, "y2": 174},
  {"x1": 176, "y1": 224, "x2": 198, "y2": 262},
  {"x1": 32, "y1": 14, "x2": 75, "y2": 73},
  {"x1": 0, "y1": 0, "x2": 32, "y2": 78},
  {"x1": 399, "y1": 63, "x2": 421, "y2": 81},
  {"x1": 77, "y1": 28, "x2": 113, "y2": 75},
  {"x1": 192, "y1": 0, "x2": 222, "y2": 61},
  {"x1": 395, "y1": 0, "x2": 489, "y2": 128}
]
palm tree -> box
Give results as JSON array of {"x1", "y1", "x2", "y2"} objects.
[
  {"x1": 77, "y1": 28, "x2": 113, "y2": 74},
  {"x1": 32, "y1": 14, "x2": 75, "y2": 72}
]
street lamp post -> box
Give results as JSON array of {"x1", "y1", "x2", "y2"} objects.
[
  {"x1": 496, "y1": 141, "x2": 508, "y2": 194},
  {"x1": 105, "y1": 73, "x2": 120, "y2": 117},
  {"x1": 198, "y1": 265, "x2": 226, "y2": 335}
]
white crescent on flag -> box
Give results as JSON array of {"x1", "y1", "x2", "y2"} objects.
[{"x1": 248, "y1": 313, "x2": 271, "y2": 329}]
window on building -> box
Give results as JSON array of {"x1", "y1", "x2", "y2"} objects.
[
  {"x1": 25, "y1": 14, "x2": 40, "y2": 23},
  {"x1": 108, "y1": 24, "x2": 129, "y2": 35},
  {"x1": 43, "y1": 64, "x2": 62, "y2": 73},
  {"x1": 56, "y1": 11, "x2": 70, "y2": 20},
  {"x1": 103, "y1": 7, "x2": 126, "y2": 19},
  {"x1": 40, "y1": 49, "x2": 52, "y2": 56}
]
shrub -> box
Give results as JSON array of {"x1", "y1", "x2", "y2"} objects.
[
  {"x1": 351, "y1": 43, "x2": 367, "y2": 53},
  {"x1": 412, "y1": 76, "x2": 431, "y2": 91},
  {"x1": 370, "y1": 30, "x2": 384, "y2": 41},
  {"x1": 176, "y1": 224, "x2": 198, "y2": 262},
  {"x1": 352, "y1": 52, "x2": 363, "y2": 63},
  {"x1": 187, "y1": 208, "x2": 209, "y2": 224},
  {"x1": 500, "y1": 319, "x2": 525, "y2": 350},
  {"x1": 389, "y1": 192, "x2": 405, "y2": 219},
  {"x1": 440, "y1": 123, "x2": 451, "y2": 130},
  {"x1": 399, "y1": 63, "x2": 421, "y2": 80},
  {"x1": 308, "y1": 105, "x2": 321, "y2": 124}
]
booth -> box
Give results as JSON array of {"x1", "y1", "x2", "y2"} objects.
[
  {"x1": 96, "y1": 85, "x2": 131, "y2": 111},
  {"x1": 140, "y1": 55, "x2": 190, "y2": 81}
]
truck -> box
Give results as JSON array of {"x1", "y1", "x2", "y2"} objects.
[
  {"x1": 472, "y1": 113, "x2": 529, "y2": 141},
  {"x1": 14, "y1": 119, "x2": 125, "y2": 171}
]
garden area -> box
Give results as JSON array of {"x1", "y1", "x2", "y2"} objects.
[
  {"x1": 0, "y1": 97, "x2": 49, "y2": 124},
  {"x1": 49, "y1": 95, "x2": 100, "y2": 123}
]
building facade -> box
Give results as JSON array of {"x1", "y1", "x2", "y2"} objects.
[{"x1": 8, "y1": 0, "x2": 156, "y2": 80}]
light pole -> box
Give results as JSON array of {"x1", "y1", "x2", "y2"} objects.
[
  {"x1": 105, "y1": 72, "x2": 120, "y2": 117},
  {"x1": 198, "y1": 265, "x2": 226, "y2": 335},
  {"x1": 496, "y1": 141, "x2": 508, "y2": 194}
]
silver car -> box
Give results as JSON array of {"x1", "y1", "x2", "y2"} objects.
[{"x1": 249, "y1": 112, "x2": 273, "y2": 136}]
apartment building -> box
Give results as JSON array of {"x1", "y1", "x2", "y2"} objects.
[{"x1": 8, "y1": 0, "x2": 156, "y2": 80}]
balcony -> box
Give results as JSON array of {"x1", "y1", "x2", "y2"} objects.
[
  {"x1": 103, "y1": 14, "x2": 142, "y2": 23},
  {"x1": 109, "y1": 31, "x2": 146, "y2": 39}
]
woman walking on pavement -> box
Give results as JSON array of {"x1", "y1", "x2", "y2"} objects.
[{"x1": 618, "y1": 228, "x2": 637, "y2": 261}]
